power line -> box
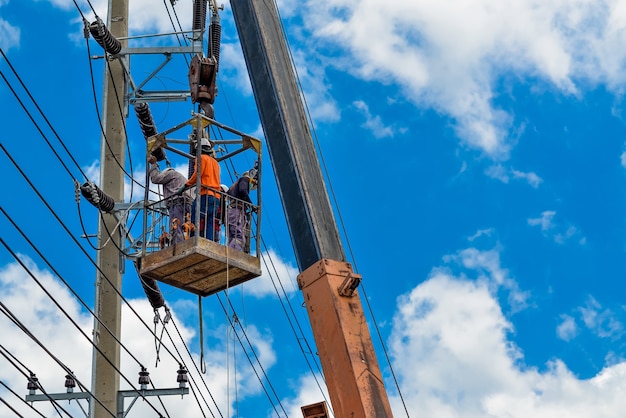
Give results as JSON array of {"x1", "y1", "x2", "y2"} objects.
[
  {"x1": 258, "y1": 242, "x2": 331, "y2": 407},
  {"x1": 1, "y1": 13, "x2": 239, "y2": 417},
  {"x1": 216, "y1": 293, "x2": 287, "y2": 417},
  {"x1": 0, "y1": 380, "x2": 47, "y2": 418},
  {"x1": 0, "y1": 229, "x2": 196, "y2": 418},
  {"x1": 82, "y1": 27, "x2": 143, "y2": 195},
  {"x1": 268, "y1": 0, "x2": 408, "y2": 413},
  {"x1": 0, "y1": 145, "x2": 207, "y2": 411},
  {"x1": 0, "y1": 47, "x2": 148, "y2": 257},
  {"x1": 0, "y1": 347, "x2": 69, "y2": 418},
  {"x1": 0, "y1": 310, "x2": 111, "y2": 417},
  {"x1": 0, "y1": 208, "x2": 216, "y2": 417},
  {"x1": 162, "y1": 0, "x2": 191, "y2": 67},
  {"x1": 160, "y1": 310, "x2": 221, "y2": 418}
]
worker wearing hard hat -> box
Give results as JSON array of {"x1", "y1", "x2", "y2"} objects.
[
  {"x1": 177, "y1": 137, "x2": 221, "y2": 240},
  {"x1": 226, "y1": 168, "x2": 257, "y2": 252},
  {"x1": 148, "y1": 155, "x2": 192, "y2": 245}
]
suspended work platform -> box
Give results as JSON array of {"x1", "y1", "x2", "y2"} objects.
[{"x1": 138, "y1": 237, "x2": 262, "y2": 297}]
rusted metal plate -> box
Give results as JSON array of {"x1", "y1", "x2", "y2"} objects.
[
  {"x1": 301, "y1": 401, "x2": 329, "y2": 418},
  {"x1": 139, "y1": 238, "x2": 261, "y2": 296}
]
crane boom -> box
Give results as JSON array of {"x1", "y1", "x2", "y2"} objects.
[
  {"x1": 231, "y1": 0, "x2": 344, "y2": 272},
  {"x1": 231, "y1": 0, "x2": 394, "y2": 416}
]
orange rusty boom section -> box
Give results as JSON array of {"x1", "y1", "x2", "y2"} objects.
[{"x1": 298, "y1": 260, "x2": 394, "y2": 417}]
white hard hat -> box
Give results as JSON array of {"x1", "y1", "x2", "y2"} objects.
[
  {"x1": 199, "y1": 137, "x2": 215, "y2": 156},
  {"x1": 220, "y1": 184, "x2": 229, "y2": 193}
]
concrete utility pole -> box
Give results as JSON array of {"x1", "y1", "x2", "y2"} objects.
[{"x1": 90, "y1": 0, "x2": 129, "y2": 417}]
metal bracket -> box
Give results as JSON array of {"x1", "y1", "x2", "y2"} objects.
[{"x1": 338, "y1": 271, "x2": 361, "y2": 297}]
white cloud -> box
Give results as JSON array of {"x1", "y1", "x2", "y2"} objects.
[
  {"x1": 512, "y1": 169, "x2": 543, "y2": 188},
  {"x1": 528, "y1": 211, "x2": 586, "y2": 245},
  {"x1": 389, "y1": 271, "x2": 522, "y2": 416},
  {"x1": 485, "y1": 164, "x2": 543, "y2": 188},
  {"x1": 528, "y1": 210, "x2": 556, "y2": 232},
  {"x1": 554, "y1": 225, "x2": 583, "y2": 244},
  {"x1": 6, "y1": 244, "x2": 626, "y2": 417},
  {"x1": 39, "y1": 0, "x2": 75, "y2": 10},
  {"x1": 621, "y1": 150, "x2": 626, "y2": 169},
  {"x1": 485, "y1": 164, "x2": 510, "y2": 183},
  {"x1": 0, "y1": 256, "x2": 94, "y2": 417},
  {"x1": 353, "y1": 100, "x2": 395, "y2": 138},
  {"x1": 219, "y1": 41, "x2": 254, "y2": 96},
  {"x1": 557, "y1": 314, "x2": 578, "y2": 341},
  {"x1": 242, "y1": 248, "x2": 299, "y2": 298},
  {"x1": 0, "y1": 18, "x2": 20, "y2": 52},
  {"x1": 84, "y1": 159, "x2": 100, "y2": 181},
  {"x1": 291, "y1": 49, "x2": 341, "y2": 124},
  {"x1": 300, "y1": 0, "x2": 626, "y2": 158},
  {"x1": 279, "y1": 373, "x2": 330, "y2": 418},
  {"x1": 446, "y1": 246, "x2": 529, "y2": 313},
  {"x1": 388, "y1": 258, "x2": 626, "y2": 417},
  {"x1": 467, "y1": 228, "x2": 494, "y2": 242},
  {"x1": 128, "y1": 0, "x2": 191, "y2": 33},
  {"x1": 579, "y1": 296, "x2": 624, "y2": 339}
]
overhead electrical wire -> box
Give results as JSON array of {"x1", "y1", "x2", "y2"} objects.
[
  {"x1": 73, "y1": 2, "x2": 170, "y2": 207},
  {"x1": 204, "y1": 24, "x2": 335, "y2": 413},
  {"x1": 0, "y1": 47, "x2": 152, "y2": 255},
  {"x1": 0, "y1": 147, "x2": 210, "y2": 416},
  {"x1": 0, "y1": 240, "x2": 158, "y2": 417},
  {"x1": 216, "y1": 293, "x2": 287, "y2": 417},
  {"x1": 162, "y1": 0, "x2": 191, "y2": 67},
  {"x1": 72, "y1": 0, "x2": 138, "y2": 195},
  {"x1": 268, "y1": 0, "x2": 410, "y2": 414},
  {"x1": 74, "y1": 0, "x2": 96, "y2": 18},
  {"x1": 0, "y1": 210, "x2": 146, "y2": 374},
  {"x1": 2, "y1": 2, "x2": 357, "y2": 416},
  {"x1": 2, "y1": 10, "x2": 232, "y2": 417},
  {"x1": 211, "y1": 4, "x2": 339, "y2": 411},
  {"x1": 259, "y1": 236, "x2": 332, "y2": 409},
  {"x1": 0, "y1": 380, "x2": 47, "y2": 418},
  {"x1": 1, "y1": 5, "x2": 286, "y2": 418},
  {"x1": 208, "y1": 132, "x2": 324, "y2": 415},
  {"x1": 82, "y1": 24, "x2": 140, "y2": 197},
  {"x1": 159, "y1": 312, "x2": 222, "y2": 418},
  {"x1": 0, "y1": 65, "x2": 83, "y2": 181},
  {"x1": 0, "y1": 146, "x2": 210, "y2": 417},
  {"x1": 0, "y1": 210, "x2": 207, "y2": 417},
  {"x1": 0, "y1": 346, "x2": 68, "y2": 418},
  {"x1": 0, "y1": 310, "x2": 112, "y2": 418},
  {"x1": 0, "y1": 355, "x2": 67, "y2": 418},
  {"x1": 0, "y1": 394, "x2": 24, "y2": 418},
  {"x1": 203, "y1": 89, "x2": 305, "y2": 416}
]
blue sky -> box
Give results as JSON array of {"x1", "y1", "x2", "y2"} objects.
[{"x1": 2, "y1": 0, "x2": 626, "y2": 417}]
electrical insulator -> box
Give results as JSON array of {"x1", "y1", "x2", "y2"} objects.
[
  {"x1": 192, "y1": 0, "x2": 207, "y2": 32},
  {"x1": 176, "y1": 365, "x2": 188, "y2": 388},
  {"x1": 134, "y1": 102, "x2": 166, "y2": 161},
  {"x1": 209, "y1": 18, "x2": 221, "y2": 69},
  {"x1": 27, "y1": 373, "x2": 38, "y2": 395},
  {"x1": 138, "y1": 367, "x2": 150, "y2": 390},
  {"x1": 64, "y1": 374, "x2": 76, "y2": 393},
  {"x1": 80, "y1": 181, "x2": 115, "y2": 213},
  {"x1": 140, "y1": 276, "x2": 165, "y2": 310},
  {"x1": 89, "y1": 18, "x2": 122, "y2": 55}
]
